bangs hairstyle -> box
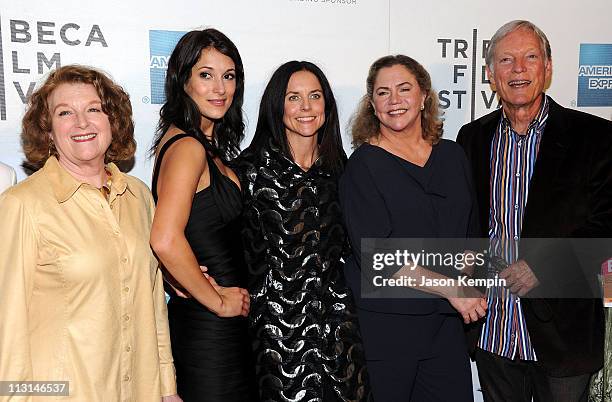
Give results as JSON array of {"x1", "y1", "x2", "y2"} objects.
[
  {"x1": 247, "y1": 60, "x2": 346, "y2": 175},
  {"x1": 152, "y1": 28, "x2": 245, "y2": 161},
  {"x1": 22, "y1": 64, "x2": 135, "y2": 171},
  {"x1": 350, "y1": 54, "x2": 443, "y2": 148}
]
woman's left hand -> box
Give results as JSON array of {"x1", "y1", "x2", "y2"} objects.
[{"x1": 162, "y1": 394, "x2": 183, "y2": 402}]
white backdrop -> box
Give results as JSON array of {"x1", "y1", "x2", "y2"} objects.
[{"x1": 1, "y1": 1, "x2": 611, "y2": 399}]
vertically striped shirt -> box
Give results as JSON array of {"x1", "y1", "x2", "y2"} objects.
[{"x1": 477, "y1": 95, "x2": 549, "y2": 360}]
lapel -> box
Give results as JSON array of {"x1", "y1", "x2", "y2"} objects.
[{"x1": 521, "y1": 98, "x2": 571, "y2": 236}]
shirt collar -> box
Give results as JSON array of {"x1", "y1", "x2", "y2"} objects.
[
  {"x1": 45, "y1": 156, "x2": 134, "y2": 203},
  {"x1": 501, "y1": 94, "x2": 550, "y2": 134}
]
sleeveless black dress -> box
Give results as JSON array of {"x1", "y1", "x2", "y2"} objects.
[{"x1": 152, "y1": 133, "x2": 257, "y2": 402}]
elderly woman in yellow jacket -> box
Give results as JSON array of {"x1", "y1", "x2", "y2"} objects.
[{"x1": 0, "y1": 65, "x2": 180, "y2": 401}]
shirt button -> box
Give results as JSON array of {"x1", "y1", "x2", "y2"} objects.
[
  {"x1": 121, "y1": 257, "x2": 128, "y2": 263},
  {"x1": 123, "y1": 314, "x2": 130, "y2": 321},
  {"x1": 514, "y1": 204, "x2": 519, "y2": 210},
  {"x1": 125, "y1": 345, "x2": 131, "y2": 352},
  {"x1": 123, "y1": 375, "x2": 130, "y2": 381},
  {"x1": 123, "y1": 286, "x2": 130, "y2": 293},
  {"x1": 514, "y1": 236, "x2": 519, "y2": 240},
  {"x1": 515, "y1": 172, "x2": 520, "y2": 177}
]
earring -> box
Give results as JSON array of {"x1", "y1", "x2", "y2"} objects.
[
  {"x1": 420, "y1": 105, "x2": 425, "y2": 111},
  {"x1": 48, "y1": 139, "x2": 56, "y2": 158}
]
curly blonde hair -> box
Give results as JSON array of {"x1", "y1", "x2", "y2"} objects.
[
  {"x1": 350, "y1": 55, "x2": 443, "y2": 148},
  {"x1": 22, "y1": 64, "x2": 135, "y2": 171}
]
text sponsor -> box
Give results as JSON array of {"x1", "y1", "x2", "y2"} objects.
[{"x1": 289, "y1": 0, "x2": 357, "y2": 4}]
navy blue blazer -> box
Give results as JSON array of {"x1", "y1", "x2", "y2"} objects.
[{"x1": 339, "y1": 140, "x2": 479, "y2": 315}]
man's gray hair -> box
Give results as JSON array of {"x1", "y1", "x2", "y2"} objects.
[{"x1": 485, "y1": 20, "x2": 552, "y2": 72}]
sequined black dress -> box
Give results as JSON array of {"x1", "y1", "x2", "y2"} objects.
[{"x1": 234, "y1": 139, "x2": 371, "y2": 402}]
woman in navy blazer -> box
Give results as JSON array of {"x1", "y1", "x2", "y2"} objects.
[{"x1": 340, "y1": 54, "x2": 485, "y2": 402}]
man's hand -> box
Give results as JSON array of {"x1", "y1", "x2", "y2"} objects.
[{"x1": 499, "y1": 259, "x2": 539, "y2": 296}]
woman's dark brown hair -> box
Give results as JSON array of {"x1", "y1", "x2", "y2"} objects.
[{"x1": 22, "y1": 64, "x2": 135, "y2": 171}]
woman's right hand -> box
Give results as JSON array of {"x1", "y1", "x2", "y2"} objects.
[
  {"x1": 204, "y1": 273, "x2": 250, "y2": 317},
  {"x1": 447, "y1": 285, "x2": 487, "y2": 324},
  {"x1": 216, "y1": 286, "x2": 250, "y2": 317}
]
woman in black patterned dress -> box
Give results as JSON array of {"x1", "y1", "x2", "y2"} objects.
[{"x1": 233, "y1": 61, "x2": 372, "y2": 401}]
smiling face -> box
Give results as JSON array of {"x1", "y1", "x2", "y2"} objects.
[
  {"x1": 184, "y1": 47, "x2": 236, "y2": 127},
  {"x1": 487, "y1": 27, "x2": 552, "y2": 114},
  {"x1": 48, "y1": 82, "x2": 112, "y2": 169},
  {"x1": 283, "y1": 70, "x2": 325, "y2": 139},
  {"x1": 371, "y1": 64, "x2": 426, "y2": 135}
]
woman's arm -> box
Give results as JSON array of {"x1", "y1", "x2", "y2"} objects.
[
  {"x1": 0, "y1": 193, "x2": 36, "y2": 388},
  {"x1": 150, "y1": 137, "x2": 248, "y2": 317}
]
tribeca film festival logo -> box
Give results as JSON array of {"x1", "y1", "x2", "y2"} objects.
[
  {"x1": 148, "y1": 30, "x2": 186, "y2": 105},
  {"x1": 577, "y1": 44, "x2": 612, "y2": 107},
  {"x1": 436, "y1": 29, "x2": 498, "y2": 120},
  {"x1": 0, "y1": 16, "x2": 108, "y2": 120}
]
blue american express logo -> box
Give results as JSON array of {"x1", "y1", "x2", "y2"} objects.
[
  {"x1": 577, "y1": 44, "x2": 612, "y2": 107},
  {"x1": 149, "y1": 30, "x2": 186, "y2": 104}
]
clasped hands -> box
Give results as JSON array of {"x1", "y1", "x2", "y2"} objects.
[
  {"x1": 167, "y1": 266, "x2": 250, "y2": 318},
  {"x1": 447, "y1": 286, "x2": 488, "y2": 325}
]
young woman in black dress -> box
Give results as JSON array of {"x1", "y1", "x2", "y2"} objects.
[
  {"x1": 232, "y1": 61, "x2": 372, "y2": 401},
  {"x1": 150, "y1": 29, "x2": 256, "y2": 401}
]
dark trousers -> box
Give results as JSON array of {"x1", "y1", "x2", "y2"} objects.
[
  {"x1": 358, "y1": 309, "x2": 473, "y2": 402},
  {"x1": 475, "y1": 348, "x2": 591, "y2": 402}
]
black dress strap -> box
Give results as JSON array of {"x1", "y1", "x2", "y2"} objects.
[{"x1": 151, "y1": 132, "x2": 206, "y2": 202}]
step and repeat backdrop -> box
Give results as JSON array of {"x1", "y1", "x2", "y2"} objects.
[{"x1": 0, "y1": 1, "x2": 610, "y2": 398}]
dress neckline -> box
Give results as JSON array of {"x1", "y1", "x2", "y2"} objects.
[
  {"x1": 364, "y1": 142, "x2": 436, "y2": 169},
  {"x1": 152, "y1": 132, "x2": 241, "y2": 201}
]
